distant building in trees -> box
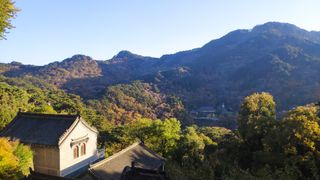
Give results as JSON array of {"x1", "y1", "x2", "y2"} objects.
[
  {"x1": 0, "y1": 112, "x2": 103, "y2": 177},
  {"x1": 191, "y1": 106, "x2": 218, "y2": 121}
]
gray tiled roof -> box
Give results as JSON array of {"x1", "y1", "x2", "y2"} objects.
[
  {"x1": 0, "y1": 112, "x2": 79, "y2": 146},
  {"x1": 89, "y1": 142, "x2": 165, "y2": 180}
]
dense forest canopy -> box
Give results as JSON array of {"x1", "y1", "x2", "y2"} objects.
[{"x1": 0, "y1": 77, "x2": 319, "y2": 179}]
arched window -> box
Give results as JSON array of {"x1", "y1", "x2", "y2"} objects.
[
  {"x1": 80, "y1": 143, "x2": 86, "y2": 156},
  {"x1": 73, "y1": 145, "x2": 79, "y2": 159}
]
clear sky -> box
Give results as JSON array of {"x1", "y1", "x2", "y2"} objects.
[{"x1": 1, "y1": 0, "x2": 320, "y2": 65}]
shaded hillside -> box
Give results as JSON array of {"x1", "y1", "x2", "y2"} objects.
[
  {"x1": 1, "y1": 22, "x2": 320, "y2": 111},
  {"x1": 147, "y1": 22, "x2": 320, "y2": 110}
]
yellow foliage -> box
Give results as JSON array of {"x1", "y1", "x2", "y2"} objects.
[
  {"x1": 0, "y1": 138, "x2": 33, "y2": 179},
  {"x1": 0, "y1": 138, "x2": 19, "y2": 179}
]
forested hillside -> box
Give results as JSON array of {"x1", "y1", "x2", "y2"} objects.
[
  {"x1": 2, "y1": 22, "x2": 320, "y2": 113},
  {"x1": 0, "y1": 76, "x2": 185, "y2": 128},
  {"x1": 1, "y1": 81, "x2": 319, "y2": 178}
]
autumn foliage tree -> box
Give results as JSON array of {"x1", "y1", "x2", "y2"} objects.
[
  {"x1": 0, "y1": 138, "x2": 33, "y2": 179},
  {"x1": 0, "y1": 0, "x2": 18, "y2": 39}
]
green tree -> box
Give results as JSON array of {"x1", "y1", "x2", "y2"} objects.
[
  {"x1": 199, "y1": 126, "x2": 232, "y2": 142},
  {"x1": 103, "y1": 125, "x2": 134, "y2": 157},
  {"x1": 0, "y1": 82, "x2": 29, "y2": 129},
  {"x1": 227, "y1": 92, "x2": 279, "y2": 176},
  {"x1": 12, "y1": 141, "x2": 33, "y2": 177},
  {"x1": 280, "y1": 105, "x2": 320, "y2": 178},
  {"x1": 220, "y1": 93, "x2": 320, "y2": 178},
  {"x1": 128, "y1": 118, "x2": 153, "y2": 143},
  {"x1": 131, "y1": 118, "x2": 181, "y2": 156},
  {"x1": 168, "y1": 126, "x2": 217, "y2": 180},
  {"x1": 238, "y1": 92, "x2": 276, "y2": 149},
  {"x1": 144, "y1": 118, "x2": 181, "y2": 156},
  {"x1": 0, "y1": 0, "x2": 18, "y2": 39},
  {"x1": 103, "y1": 118, "x2": 181, "y2": 158}
]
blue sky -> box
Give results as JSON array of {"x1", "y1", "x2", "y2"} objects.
[{"x1": 1, "y1": 0, "x2": 320, "y2": 65}]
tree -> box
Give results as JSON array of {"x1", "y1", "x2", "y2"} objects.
[
  {"x1": 199, "y1": 126, "x2": 232, "y2": 142},
  {"x1": 144, "y1": 118, "x2": 181, "y2": 157},
  {"x1": 168, "y1": 126, "x2": 217, "y2": 180},
  {"x1": 159, "y1": 118, "x2": 182, "y2": 154},
  {"x1": 12, "y1": 141, "x2": 33, "y2": 177},
  {"x1": 0, "y1": 0, "x2": 18, "y2": 39},
  {"x1": 128, "y1": 118, "x2": 153, "y2": 143},
  {"x1": 280, "y1": 105, "x2": 320, "y2": 178},
  {"x1": 0, "y1": 82, "x2": 29, "y2": 129},
  {"x1": 179, "y1": 126, "x2": 207, "y2": 158},
  {"x1": 0, "y1": 138, "x2": 33, "y2": 179},
  {"x1": 229, "y1": 93, "x2": 320, "y2": 178},
  {"x1": 0, "y1": 138, "x2": 18, "y2": 179},
  {"x1": 238, "y1": 92, "x2": 276, "y2": 148},
  {"x1": 103, "y1": 118, "x2": 181, "y2": 158},
  {"x1": 235, "y1": 92, "x2": 278, "y2": 175}
]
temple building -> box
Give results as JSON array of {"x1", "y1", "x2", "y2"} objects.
[
  {"x1": 0, "y1": 112, "x2": 103, "y2": 177},
  {"x1": 0, "y1": 112, "x2": 167, "y2": 180}
]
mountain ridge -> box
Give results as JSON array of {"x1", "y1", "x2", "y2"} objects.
[{"x1": 1, "y1": 21, "x2": 320, "y2": 111}]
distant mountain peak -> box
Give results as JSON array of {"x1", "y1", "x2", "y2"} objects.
[
  {"x1": 69, "y1": 54, "x2": 93, "y2": 61},
  {"x1": 254, "y1": 22, "x2": 299, "y2": 29},
  {"x1": 251, "y1": 22, "x2": 308, "y2": 37},
  {"x1": 9, "y1": 61, "x2": 23, "y2": 66},
  {"x1": 114, "y1": 50, "x2": 138, "y2": 58}
]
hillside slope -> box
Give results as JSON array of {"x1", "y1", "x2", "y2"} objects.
[{"x1": 1, "y1": 22, "x2": 320, "y2": 111}]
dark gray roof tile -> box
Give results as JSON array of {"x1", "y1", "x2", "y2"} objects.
[
  {"x1": 0, "y1": 112, "x2": 79, "y2": 146},
  {"x1": 89, "y1": 142, "x2": 164, "y2": 180}
]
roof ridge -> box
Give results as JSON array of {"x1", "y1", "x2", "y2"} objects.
[
  {"x1": 18, "y1": 112, "x2": 79, "y2": 119},
  {"x1": 90, "y1": 142, "x2": 141, "y2": 169},
  {"x1": 0, "y1": 115, "x2": 19, "y2": 136},
  {"x1": 79, "y1": 117, "x2": 98, "y2": 133}
]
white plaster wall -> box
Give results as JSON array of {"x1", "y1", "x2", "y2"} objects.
[{"x1": 59, "y1": 121, "x2": 98, "y2": 177}]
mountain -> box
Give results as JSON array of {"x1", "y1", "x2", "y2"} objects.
[
  {"x1": 1, "y1": 22, "x2": 320, "y2": 112},
  {"x1": 149, "y1": 22, "x2": 320, "y2": 110}
]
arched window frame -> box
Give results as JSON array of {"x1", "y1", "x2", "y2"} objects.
[
  {"x1": 73, "y1": 145, "x2": 79, "y2": 159},
  {"x1": 80, "y1": 143, "x2": 86, "y2": 156}
]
